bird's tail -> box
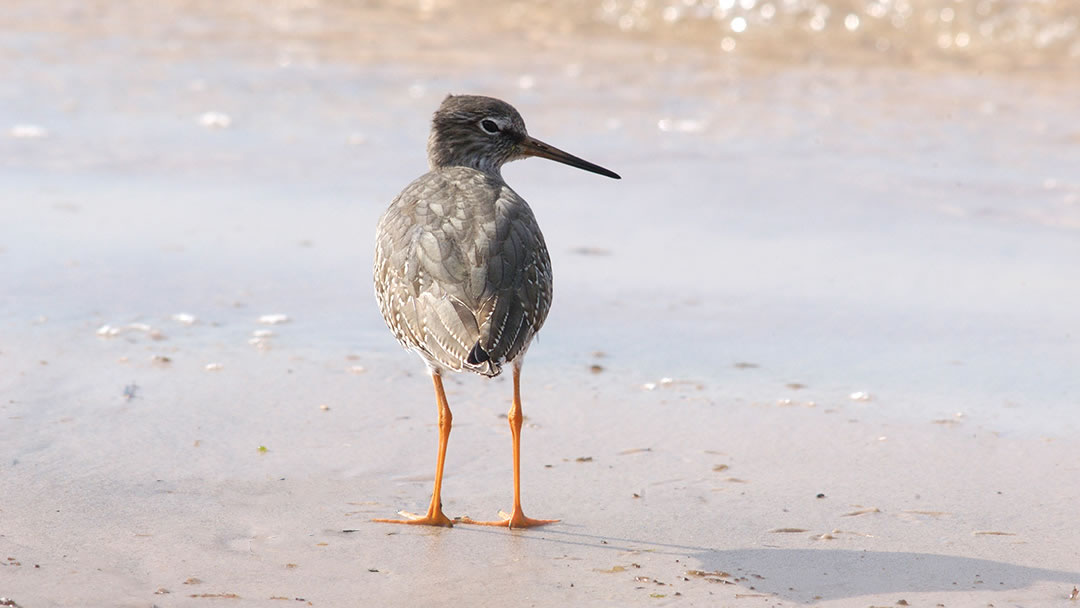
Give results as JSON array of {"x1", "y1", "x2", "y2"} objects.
[{"x1": 465, "y1": 341, "x2": 500, "y2": 377}]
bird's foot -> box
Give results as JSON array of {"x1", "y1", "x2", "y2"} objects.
[
  {"x1": 458, "y1": 509, "x2": 559, "y2": 529},
  {"x1": 373, "y1": 509, "x2": 454, "y2": 527}
]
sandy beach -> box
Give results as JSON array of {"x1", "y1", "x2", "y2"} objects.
[{"x1": 3, "y1": 1, "x2": 1079, "y2": 606}]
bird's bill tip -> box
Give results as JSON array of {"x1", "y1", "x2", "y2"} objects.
[{"x1": 521, "y1": 136, "x2": 620, "y2": 180}]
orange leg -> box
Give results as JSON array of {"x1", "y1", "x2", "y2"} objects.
[
  {"x1": 459, "y1": 361, "x2": 558, "y2": 529},
  {"x1": 373, "y1": 370, "x2": 454, "y2": 527}
]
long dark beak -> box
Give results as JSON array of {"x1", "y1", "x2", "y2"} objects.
[{"x1": 521, "y1": 136, "x2": 621, "y2": 179}]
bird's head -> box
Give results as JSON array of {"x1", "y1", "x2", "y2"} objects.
[{"x1": 427, "y1": 94, "x2": 620, "y2": 180}]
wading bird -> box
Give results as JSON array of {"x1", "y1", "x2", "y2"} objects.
[{"x1": 373, "y1": 94, "x2": 619, "y2": 528}]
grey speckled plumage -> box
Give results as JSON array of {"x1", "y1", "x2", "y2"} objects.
[
  {"x1": 374, "y1": 95, "x2": 619, "y2": 377},
  {"x1": 375, "y1": 165, "x2": 550, "y2": 376}
]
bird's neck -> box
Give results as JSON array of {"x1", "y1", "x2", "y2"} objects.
[{"x1": 426, "y1": 133, "x2": 505, "y2": 179}]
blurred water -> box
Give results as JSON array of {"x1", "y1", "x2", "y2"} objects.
[
  {"x1": 266, "y1": 0, "x2": 1080, "y2": 70},
  {"x1": 9, "y1": 0, "x2": 1074, "y2": 70},
  {"x1": 595, "y1": 0, "x2": 1080, "y2": 69}
]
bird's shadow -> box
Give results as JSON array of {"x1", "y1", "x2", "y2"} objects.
[
  {"x1": 465, "y1": 527, "x2": 1078, "y2": 603},
  {"x1": 692, "y1": 547, "x2": 1078, "y2": 603}
]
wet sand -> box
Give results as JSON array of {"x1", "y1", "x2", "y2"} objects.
[{"x1": 3, "y1": 1, "x2": 1080, "y2": 606}]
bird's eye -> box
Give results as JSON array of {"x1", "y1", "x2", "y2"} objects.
[{"x1": 480, "y1": 119, "x2": 500, "y2": 134}]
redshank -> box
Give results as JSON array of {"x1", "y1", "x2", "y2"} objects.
[{"x1": 373, "y1": 94, "x2": 619, "y2": 528}]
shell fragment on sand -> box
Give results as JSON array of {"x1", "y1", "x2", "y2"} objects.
[{"x1": 9, "y1": 124, "x2": 48, "y2": 138}]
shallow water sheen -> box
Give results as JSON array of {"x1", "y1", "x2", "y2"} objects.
[
  {"x1": 596, "y1": 0, "x2": 1080, "y2": 69},
  {"x1": 2, "y1": 0, "x2": 1078, "y2": 441}
]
